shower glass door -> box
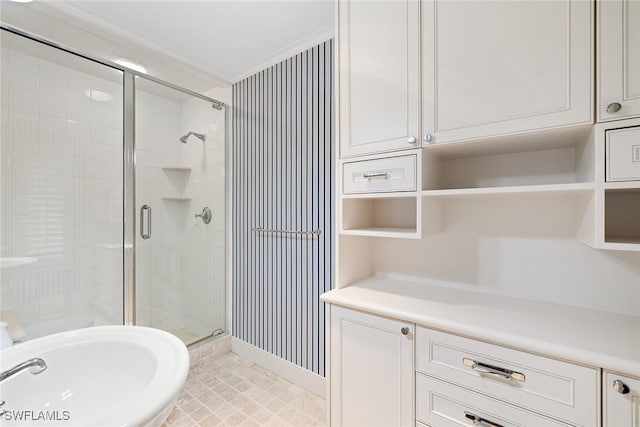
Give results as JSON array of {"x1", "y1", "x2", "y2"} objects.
[
  {"x1": 134, "y1": 76, "x2": 226, "y2": 345},
  {"x1": 0, "y1": 29, "x2": 124, "y2": 340}
]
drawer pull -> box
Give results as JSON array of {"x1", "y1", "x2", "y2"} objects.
[
  {"x1": 463, "y1": 358, "x2": 526, "y2": 383},
  {"x1": 613, "y1": 379, "x2": 630, "y2": 394},
  {"x1": 464, "y1": 412, "x2": 504, "y2": 427},
  {"x1": 363, "y1": 172, "x2": 388, "y2": 180}
]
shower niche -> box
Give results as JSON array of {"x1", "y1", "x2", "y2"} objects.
[{"x1": 161, "y1": 166, "x2": 192, "y2": 201}]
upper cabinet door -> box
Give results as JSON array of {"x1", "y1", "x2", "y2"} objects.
[
  {"x1": 422, "y1": 0, "x2": 594, "y2": 145},
  {"x1": 598, "y1": 0, "x2": 640, "y2": 122},
  {"x1": 338, "y1": 0, "x2": 420, "y2": 158}
]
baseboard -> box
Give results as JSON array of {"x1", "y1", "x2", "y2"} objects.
[{"x1": 231, "y1": 337, "x2": 326, "y2": 399}]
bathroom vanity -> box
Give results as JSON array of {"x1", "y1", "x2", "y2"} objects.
[
  {"x1": 327, "y1": 0, "x2": 640, "y2": 425},
  {"x1": 322, "y1": 277, "x2": 640, "y2": 426}
]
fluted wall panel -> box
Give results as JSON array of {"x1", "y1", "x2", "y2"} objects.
[{"x1": 232, "y1": 40, "x2": 334, "y2": 376}]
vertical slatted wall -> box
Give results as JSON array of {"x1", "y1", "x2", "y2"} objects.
[{"x1": 232, "y1": 40, "x2": 334, "y2": 377}]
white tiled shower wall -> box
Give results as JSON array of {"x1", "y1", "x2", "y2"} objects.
[
  {"x1": 0, "y1": 34, "x2": 227, "y2": 342},
  {"x1": 135, "y1": 84, "x2": 226, "y2": 342},
  {"x1": 0, "y1": 36, "x2": 124, "y2": 338}
]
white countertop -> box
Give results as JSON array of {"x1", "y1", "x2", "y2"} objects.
[{"x1": 321, "y1": 276, "x2": 640, "y2": 378}]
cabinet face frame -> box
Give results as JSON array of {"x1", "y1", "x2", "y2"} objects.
[
  {"x1": 338, "y1": 0, "x2": 421, "y2": 158},
  {"x1": 422, "y1": 0, "x2": 594, "y2": 145}
]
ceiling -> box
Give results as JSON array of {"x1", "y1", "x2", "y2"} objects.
[
  {"x1": 2, "y1": 0, "x2": 335, "y2": 88},
  {"x1": 42, "y1": 1, "x2": 335, "y2": 83}
]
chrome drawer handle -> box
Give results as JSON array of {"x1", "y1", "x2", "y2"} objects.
[
  {"x1": 464, "y1": 412, "x2": 504, "y2": 427},
  {"x1": 463, "y1": 358, "x2": 525, "y2": 383},
  {"x1": 363, "y1": 172, "x2": 388, "y2": 180}
]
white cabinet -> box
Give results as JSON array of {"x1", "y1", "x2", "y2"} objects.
[
  {"x1": 604, "y1": 371, "x2": 640, "y2": 427},
  {"x1": 598, "y1": 0, "x2": 640, "y2": 122},
  {"x1": 343, "y1": 154, "x2": 417, "y2": 194},
  {"x1": 422, "y1": 0, "x2": 593, "y2": 145},
  {"x1": 606, "y1": 126, "x2": 640, "y2": 182},
  {"x1": 329, "y1": 306, "x2": 414, "y2": 426},
  {"x1": 595, "y1": 118, "x2": 640, "y2": 251},
  {"x1": 337, "y1": 0, "x2": 420, "y2": 158},
  {"x1": 416, "y1": 327, "x2": 599, "y2": 426},
  {"x1": 416, "y1": 374, "x2": 573, "y2": 427}
]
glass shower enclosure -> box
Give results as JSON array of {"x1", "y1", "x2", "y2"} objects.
[
  {"x1": 0, "y1": 27, "x2": 226, "y2": 346},
  {"x1": 134, "y1": 77, "x2": 227, "y2": 344}
]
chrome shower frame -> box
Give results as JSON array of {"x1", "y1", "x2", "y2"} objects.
[{"x1": 1, "y1": 24, "x2": 229, "y2": 334}]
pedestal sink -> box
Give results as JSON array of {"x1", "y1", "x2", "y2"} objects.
[{"x1": 0, "y1": 325, "x2": 189, "y2": 426}]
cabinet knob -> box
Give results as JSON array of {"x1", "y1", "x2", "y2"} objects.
[
  {"x1": 407, "y1": 136, "x2": 417, "y2": 144},
  {"x1": 613, "y1": 379, "x2": 630, "y2": 394},
  {"x1": 607, "y1": 102, "x2": 622, "y2": 114},
  {"x1": 423, "y1": 133, "x2": 433, "y2": 143},
  {"x1": 400, "y1": 327, "x2": 409, "y2": 335}
]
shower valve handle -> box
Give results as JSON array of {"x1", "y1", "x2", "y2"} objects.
[{"x1": 195, "y1": 207, "x2": 212, "y2": 225}]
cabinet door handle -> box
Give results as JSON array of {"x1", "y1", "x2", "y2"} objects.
[
  {"x1": 423, "y1": 133, "x2": 433, "y2": 143},
  {"x1": 606, "y1": 102, "x2": 622, "y2": 114},
  {"x1": 464, "y1": 412, "x2": 504, "y2": 427},
  {"x1": 463, "y1": 358, "x2": 525, "y2": 382},
  {"x1": 400, "y1": 327, "x2": 409, "y2": 335},
  {"x1": 363, "y1": 172, "x2": 388, "y2": 180},
  {"x1": 613, "y1": 379, "x2": 630, "y2": 394},
  {"x1": 408, "y1": 136, "x2": 417, "y2": 144}
]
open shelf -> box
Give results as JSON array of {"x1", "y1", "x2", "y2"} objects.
[
  {"x1": 422, "y1": 182, "x2": 594, "y2": 198},
  {"x1": 603, "y1": 188, "x2": 640, "y2": 250},
  {"x1": 422, "y1": 139, "x2": 595, "y2": 193},
  {"x1": 341, "y1": 196, "x2": 419, "y2": 239},
  {"x1": 340, "y1": 227, "x2": 421, "y2": 239}
]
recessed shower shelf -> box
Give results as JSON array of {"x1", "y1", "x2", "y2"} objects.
[
  {"x1": 161, "y1": 166, "x2": 191, "y2": 171},
  {"x1": 161, "y1": 196, "x2": 192, "y2": 201}
]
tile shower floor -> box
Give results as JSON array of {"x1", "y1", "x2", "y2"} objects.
[{"x1": 163, "y1": 352, "x2": 326, "y2": 427}]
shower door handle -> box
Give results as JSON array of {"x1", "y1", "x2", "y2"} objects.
[{"x1": 140, "y1": 205, "x2": 152, "y2": 240}]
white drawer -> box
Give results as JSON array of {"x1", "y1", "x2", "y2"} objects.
[
  {"x1": 343, "y1": 155, "x2": 416, "y2": 194},
  {"x1": 416, "y1": 327, "x2": 598, "y2": 426},
  {"x1": 416, "y1": 374, "x2": 572, "y2": 427},
  {"x1": 606, "y1": 126, "x2": 640, "y2": 182}
]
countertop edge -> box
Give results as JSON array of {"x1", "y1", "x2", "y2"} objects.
[{"x1": 321, "y1": 285, "x2": 640, "y2": 379}]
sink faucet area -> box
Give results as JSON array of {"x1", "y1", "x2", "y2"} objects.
[
  {"x1": 0, "y1": 326, "x2": 189, "y2": 426},
  {"x1": 0, "y1": 358, "x2": 47, "y2": 383}
]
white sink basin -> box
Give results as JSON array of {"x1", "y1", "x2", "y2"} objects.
[{"x1": 0, "y1": 326, "x2": 189, "y2": 426}]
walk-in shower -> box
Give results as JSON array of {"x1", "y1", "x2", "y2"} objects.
[{"x1": 0, "y1": 27, "x2": 227, "y2": 346}]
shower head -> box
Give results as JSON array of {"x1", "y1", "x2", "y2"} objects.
[{"x1": 179, "y1": 131, "x2": 206, "y2": 143}]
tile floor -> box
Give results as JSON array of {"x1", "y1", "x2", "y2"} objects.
[{"x1": 162, "y1": 339, "x2": 326, "y2": 427}]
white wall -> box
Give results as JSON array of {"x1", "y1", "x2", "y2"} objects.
[{"x1": 373, "y1": 195, "x2": 640, "y2": 316}]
